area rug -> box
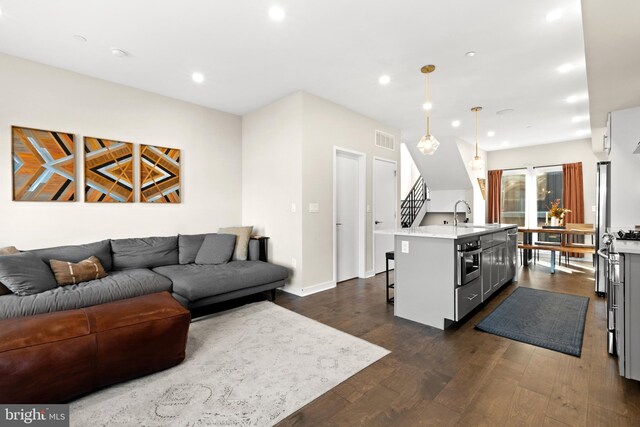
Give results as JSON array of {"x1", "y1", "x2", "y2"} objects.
[
  {"x1": 475, "y1": 287, "x2": 589, "y2": 357},
  {"x1": 70, "y1": 301, "x2": 390, "y2": 426}
]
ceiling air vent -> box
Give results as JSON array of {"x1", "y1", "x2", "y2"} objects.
[{"x1": 375, "y1": 130, "x2": 395, "y2": 151}]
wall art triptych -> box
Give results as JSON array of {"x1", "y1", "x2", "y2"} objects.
[{"x1": 11, "y1": 126, "x2": 181, "y2": 204}]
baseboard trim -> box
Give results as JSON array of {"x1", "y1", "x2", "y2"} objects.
[
  {"x1": 364, "y1": 269, "x2": 375, "y2": 278},
  {"x1": 282, "y1": 281, "x2": 336, "y2": 297}
]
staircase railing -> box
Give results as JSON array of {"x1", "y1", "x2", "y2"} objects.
[{"x1": 401, "y1": 176, "x2": 428, "y2": 227}]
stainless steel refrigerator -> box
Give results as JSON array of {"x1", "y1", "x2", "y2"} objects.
[{"x1": 595, "y1": 161, "x2": 611, "y2": 295}]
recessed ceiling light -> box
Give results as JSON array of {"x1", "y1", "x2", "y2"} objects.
[
  {"x1": 487, "y1": 131, "x2": 495, "y2": 137},
  {"x1": 465, "y1": 51, "x2": 476, "y2": 57},
  {"x1": 191, "y1": 72, "x2": 205, "y2": 83},
  {"x1": 526, "y1": 125, "x2": 533, "y2": 128},
  {"x1": 545, "y1": 9, "x2": 563, "y2": 23},
  {"x1": 566, "y1": 93, "x2": 588, "y2": 103},
  {"x1": 557, "y1": 63, "x2": 575, "y2": 73},
  {"x1": 502, "y1": 141, "x2": 510, "y2": 147},
  {"x1": 496, "y1": 108, "x2": 514, "y2": 115},
  {"x1": 572, "y1": 115, "x2": 590, "y2": 123},
  {"x1": 422, "y1": 102, "x2": 432, "y2": 111},
  {"x1": 110, "y1": 48, "x2": 128, "y2": 57},
  {"x1": 268, "y1": 6, "x2": 286, "y2": 22},
  {"x1": 378, "y1": 75, "x2": 391, "y2": 85},
  {"x1": 73, "y1": 35, "x2": 87, "y2": 43},
  {"x1": 576, "y1": 129, "x2": 590, "y2": 136},
  {"x1": 451, "y1": 120, "x2": 461, "y2": 128}
]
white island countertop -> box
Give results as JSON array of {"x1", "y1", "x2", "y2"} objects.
[{"x1": 375, "y1": 224, "x2": 518, "y2": 239}]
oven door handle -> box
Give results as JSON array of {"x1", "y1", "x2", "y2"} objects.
[{"x1": 459, "y1": 248, "x2": 483, "y2": 256}]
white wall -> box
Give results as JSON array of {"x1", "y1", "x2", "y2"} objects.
[
  {"x1": 400, "y1": 143, "x2": 421, "y2": 199},
  {"x1": 242, "y1": 93, "x2": 303, "y2": 287},
  {"x1": 609, "y1": 106, "x2": 640, "y2": 228},
  {"x1": 0, "y1": 54, "x2": 242, "y2": 249},
  {"x1": 301, "y1": 92, "x2": 400, "y2": 290},
  {"x1": 486, "y1": 139, "x2": 600, "y2": 224},
  {"x1": 243, "y1": 91, "x2": 400, "y2": 295}
]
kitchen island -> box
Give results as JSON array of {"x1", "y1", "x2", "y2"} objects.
[{"x1": 378, "y1": 224, "x2": 518, "y2": 330}]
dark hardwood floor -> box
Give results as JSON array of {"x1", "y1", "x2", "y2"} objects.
[{"x1": 273, "y1": 261, "x2": 640, "y2": 426}]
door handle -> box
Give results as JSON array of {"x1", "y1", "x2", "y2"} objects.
[
  {"x1": 375, "y1": 221, "x2": 383, "y2": 225},
  {"x1": 336, "y1": 223, "x2": 342, "y2": 226},
  {"x1": 466, "y1": 294, "x2": 479, "y2": 301}
]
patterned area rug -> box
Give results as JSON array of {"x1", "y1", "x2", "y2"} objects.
[
  {"x1": 70, "y1": 301, "x2": 390, "y2": 426},
  {"x1": 476, "y1": 287, "x2": 589, "y2": 356}
]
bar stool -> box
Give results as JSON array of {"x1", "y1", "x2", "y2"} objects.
[{"x1": 386, "y1": 251, "x2": 394, "y2": 304}]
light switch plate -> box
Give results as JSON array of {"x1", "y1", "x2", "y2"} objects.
[
  {"x1": 592, "y1": 205, "x2": 596, "y2": 212},
  {"x1": 366, "y1": 204, "x2": 371, "y2": 213},
  {"x1": 401, "y1": 241, "x2": 409, "y2": 253},
  {"x1": 309, "y1": 203, "x2": 320, "y2": 213},
  {"x1": 291, "y1": 203, "x2": 297, "y2": 213}
]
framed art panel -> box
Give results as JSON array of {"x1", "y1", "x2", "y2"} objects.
[
  {"x1": 12, "y1": 126, "x2": 75, "y2": 201},
  {"x1": 84, "y1": 137, "x2": 134, "y2": 202},
  {"x1": 139, "y1": 144, "x2": 181, "y2": 203}
]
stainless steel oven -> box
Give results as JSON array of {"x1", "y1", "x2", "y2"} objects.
[{"x1": 457, "y1": 240, "x2": 481, "y2": 286}]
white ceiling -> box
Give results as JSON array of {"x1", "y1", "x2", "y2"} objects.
[{"x1": 0, "y1": 0, "x2": 591, "y2": 151}]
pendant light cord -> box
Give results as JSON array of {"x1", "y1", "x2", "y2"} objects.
[
  {"x1": 426, "y1": 73, "x2": 430, "y2": 135},
  {"x1": 475, "y1": 108, "x2": 479, "y2": 157}
]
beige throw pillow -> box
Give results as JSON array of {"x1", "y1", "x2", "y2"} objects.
[
  {"x1": 0, "y1": 246, "x2": 19, "y2": 295},
  {"x1": 218, "y1": 226, "x2": 253, "y2": 261},
  {"x1": 50, "y1": 256, "x2": 108, "y2": 286}
]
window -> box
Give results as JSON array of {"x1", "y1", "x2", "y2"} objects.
[
  {"x1": 500, "y1": 170, "x2": 527, "y2": 226},
  {"x1": 499, "y1": 166, "x2": 564, "y2": 230},
  {"x1": 535, "y1": 166, "x2": 563, "y2": 242}
]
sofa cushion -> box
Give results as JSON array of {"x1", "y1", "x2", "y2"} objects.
[
  {"x1": 195, "y1": 234, "x2": 236, "y2": 265},
  {"x1": 0, "y1": 247, "x2": 19, "y2": 296},
  {"x1": 0, "y1": 269, "x2": 172, "y2": 319},
  {"x1": 29, "y1": 239, "x2": 113, "y2": 272},
  {"x1": 154, "y1": 261, "x2": 289, "y2": 302},
  {"x1": 111, "y1": 236, "x2": 178, "y2": 270},
  {"x1": 0, "y1": 252, "x2": 57, "y2": 296},
  {"x1": 178, "y1": 233, "x2": 208, "y2": 264},
  {"x1": 219, "y1": 226, "x2": 253, "y2": 261},
  {"x1": 50, "y1": 256, "x2": 108, "y2": 286}
]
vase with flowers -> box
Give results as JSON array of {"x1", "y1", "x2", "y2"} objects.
[{"x1": 546, "y1": 198, "x2": 571, "y2": 226}]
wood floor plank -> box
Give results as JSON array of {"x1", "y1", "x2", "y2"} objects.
[
  {"x1": 507, "y1": 386, "x2": 549, "y2": 426},
  {"x1": 546, "y1": 356, "x2": 591, "y2": 426},
  {"x1": 586, "y1": 403, "x2": 639, "y2": 427},
  {"x1": 519, "y1": 352, "x2": 563, "y2": 396}
]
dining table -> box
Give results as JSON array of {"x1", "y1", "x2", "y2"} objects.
[{"x1": 518, "y1": 226, "x2": 596, "y2": 273}]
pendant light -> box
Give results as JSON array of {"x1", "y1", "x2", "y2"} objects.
[
  {"x1": 417, "y1": 65, "x2": 440, "y2": 155},
  {"x1": 469, "y1": 106, "x2": 485, "y2": 170}
]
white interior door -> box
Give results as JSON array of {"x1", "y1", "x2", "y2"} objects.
[
  {"x1": 374, "y1": 158, "x2": 396, "y2": 274},
  {"x1": 336, "y1": 152, "x2": 359, "y2": 282}
]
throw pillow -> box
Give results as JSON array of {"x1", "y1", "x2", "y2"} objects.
[
  {"x1": 195, "y1": 234, "x2": 237, "y2": 265},
  {"x1": 218, "y1": 226, "x2": 253, "y2": 261},
  {"x1": 50, "y1": 256, "x2": 108, "y2": 286},
  {"x1": 178, "y1": 233, "x2": 209, "y2": 264},
  {"x1": 0, "y1": 246, "x2": 19, "y2": 295},
  {"x1": 0, "y1": 252, "x2": 57, "y2": 296}
]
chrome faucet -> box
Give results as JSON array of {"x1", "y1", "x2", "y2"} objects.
[{"x1": 454, "y1": 200, "x2": 471, "y2": 226}]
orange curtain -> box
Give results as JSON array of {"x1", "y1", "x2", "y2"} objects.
[
  {"x1": 562, "y1": 162, "x2": 584, "y2": 225},
  {"x1": 563, "y1": 162, "x2": 585, "y2": 257},
  {"x1": 487, "y1": 170, "x2": 503, "y2": 223}
]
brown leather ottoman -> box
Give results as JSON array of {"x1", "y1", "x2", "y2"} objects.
[{"x1": 0, "y1": 291, "x2": 190, "y2": 403}]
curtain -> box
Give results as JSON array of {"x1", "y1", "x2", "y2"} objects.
[
  {"x1": 563, "y1": 162, "x2": 585, "y2": 257},
  {"x1": 487, "y1": 170, "x2": 503, "y2": 223}
]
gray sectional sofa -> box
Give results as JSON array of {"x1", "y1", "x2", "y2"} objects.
[{"x1": 0, "y1": 234, "x2": 289, "y2": 319}]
